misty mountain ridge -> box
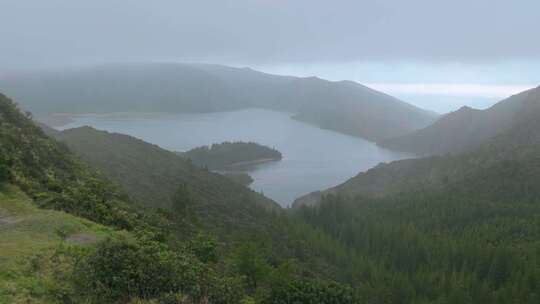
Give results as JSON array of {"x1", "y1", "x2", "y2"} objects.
[
  {"x1": 378, "y1": 85, "x2": 540, "y2": 155},
  {"x1": 0, "y1": 62, "x2": 437, "y2": 142}
]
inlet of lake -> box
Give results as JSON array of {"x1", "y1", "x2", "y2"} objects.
[{"x1": 60, "y1": 109, "x2": 411, "y2": 207}]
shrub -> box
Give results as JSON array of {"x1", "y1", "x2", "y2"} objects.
[{"x1": 74, "y1": 237, "x2": 205, "y2": 303}]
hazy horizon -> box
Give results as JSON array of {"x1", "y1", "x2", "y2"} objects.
[
  {"x1": 1, "y1": 0, "x2": 539, "y2": 113},
  {"x1": 1, "y1": 60, "x2": 537, "y2": 113}
]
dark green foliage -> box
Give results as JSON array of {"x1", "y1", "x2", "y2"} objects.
[
  {"x1": 296, "y1": 189, "x2": 540, "y2": 303},
  {"x1": 172, "y1": 184, "x2": 196, "y2": 214},
  {"x1": 0, "y1": 156, "x2": 9, "y2": 183},
  {"x1": 183, "y1": 141, "x2": 282, "y2": 170},
  {"x1": 263, "y1": 280, "x2": 363, "y2": 304},
  {"x1": 188, "y1": 233, "x2": 219, "y2": 264},
  {"x1": 224, "y1": 172, "x2": 254, "y2": 186},
  {"x1": 233, "y1": 242, "x2": 272, "y2": 292},
  {"x1": 74, "y1": 236, "x2": 244, "y2": 304}
]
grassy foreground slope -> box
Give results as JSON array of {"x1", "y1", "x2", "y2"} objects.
[{"x1": 0, "y1": 185, "x2": 123, "y2": 303}]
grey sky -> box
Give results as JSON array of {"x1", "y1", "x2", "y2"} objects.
[
  {"x1": 1, "y1": 0, "x2": 539, "y2": 69},
  {"x1": 1, "y1": 0, "x2": 538, "y2": 112}
]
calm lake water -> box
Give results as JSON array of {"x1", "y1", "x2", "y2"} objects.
[{"x1": 61, "y1": 109, "x2": 410, "y2": 207}]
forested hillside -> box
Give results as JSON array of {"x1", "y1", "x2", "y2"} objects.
[
  {"x1": 0, "y1": 63, "x2": 437, "y2": 141},
  {"x1": 53, "y1": 127, "x2": 278, "y2": 213},
  {"x1": 295, "y1": 86, "x2": 540, "y2": 207},
  {"x1": 290, "y1": 87, "x2": 540, "y2": 303}
]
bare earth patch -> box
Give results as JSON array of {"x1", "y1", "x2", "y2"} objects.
[
  {"x1": 65, "y1": 233, "x2": 98, "y2": 245},
  {"x1": 0, "y1": 216, "x2": 22, "y2": 226}
]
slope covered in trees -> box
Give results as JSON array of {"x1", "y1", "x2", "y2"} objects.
[
  {"x1": 295, "y1": 86, "x2": 540, "y2": 207},
  {"x1": 53, "y1": 127, "x2": 278, "y2": 212},
  {"x1": 378, "y1": 85, "x2": 540, "y2": 155},
  {"x1": 290, "y1": 87, "x2": 540, "y2": 302},
  {"x1": 0, "y1": 63, "x2": 437, "y2": 141},
  {"x1": 295, "y1": 139, "x2": 540, "y2": 302}
]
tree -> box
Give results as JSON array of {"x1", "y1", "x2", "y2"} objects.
[
  {"x1": 74, "y1": 237, "x2": 206, "y2": 303},
  {"x1": 188, "y1": 233, "x2": 219, "y2": 264},
  {"x1": 0, "y1": 155, "x2": 9, "y2": 183},
  {"x1": 233, "y1": 242, "x2": 271, "y2": 292},
  {"x1": 173, "y1": 184, "x2": 195, "y2": 214}
]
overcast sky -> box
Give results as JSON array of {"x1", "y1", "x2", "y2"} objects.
[{"x1": 1, "y1": 0, "x2": 539, "y2": 112}]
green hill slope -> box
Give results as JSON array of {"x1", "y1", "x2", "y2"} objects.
[
  {"x1": 295, "y1": 86, "x2": 540, "y2": 207},
  {"x1": 53, "y1": 127, "x2": 279, "y2": 215},
  {"x1": 291, "y1": 89, "x2": 540, "y2": 303},
  {"x1": 0, "y1": 185, "x2": 126, "y2": 303},
  {"x1": 1, "y1": 92, "x2": 367, "y2": 303}
]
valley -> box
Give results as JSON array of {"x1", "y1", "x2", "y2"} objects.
[
  {"x1": 1, "y1": 2, "x2": 538, "y2": 302},
  {"x1": 54, "y1": 109, "x2": 409, "y2": 206}
]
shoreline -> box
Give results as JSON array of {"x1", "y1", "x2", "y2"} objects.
[
  {"x1": 35, "y1": 111, "x2": 176, "y2": 128},
  {"x1": 224, "y1": 158, "x2": 281, "y2": 169}
]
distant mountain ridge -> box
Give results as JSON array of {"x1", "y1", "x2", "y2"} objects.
[
  {"x1": 0, "y1": 63, "x2": 437, "y2": 142},
  {"x1": 378, "y1": 85, "x2": 540, "y2": 155}
]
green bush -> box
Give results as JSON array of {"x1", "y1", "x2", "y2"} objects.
[
  {"x1": 0, "y1": 163, "x2": 8, "y2": 183},
  {"x1": 188, "y1": 233, "x2": 219, "y2": 264},
  {"x1": 74, "y1": 236, "x2": 244, "y2": 304},
  {"x1": 74, "y1": 237, "x2": 205, "y2": 302}
]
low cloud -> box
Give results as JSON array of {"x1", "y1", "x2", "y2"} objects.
[
  {"x1": 366, "y1": 83, "x2": 537, "y2": 99},
  {"x1": 1, "y1": 0, "x2": 539, "y2": 69}
]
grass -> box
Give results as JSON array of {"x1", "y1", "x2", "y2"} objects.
[{"x1": 0, "y1": 184, "x2": 123, "y2": 303}]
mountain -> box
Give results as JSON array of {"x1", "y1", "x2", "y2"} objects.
[
  {"x1": 0, "y1": 63, "x2": 437, "y2": 141},
  {"x1": 294, "y1": 85, "x2": 540, "y2": 207},
  {"x1": 378, "y1": 85, "x2": 540, "y2": 155}
]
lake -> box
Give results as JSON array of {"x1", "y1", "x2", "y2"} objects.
[{"x1": 60, "y1": 109, "x2": 410, "y2": 207}]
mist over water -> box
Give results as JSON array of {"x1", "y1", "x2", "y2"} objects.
[{"x1": 60, "y1": 109, "x2": 410, "y2": 206}]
